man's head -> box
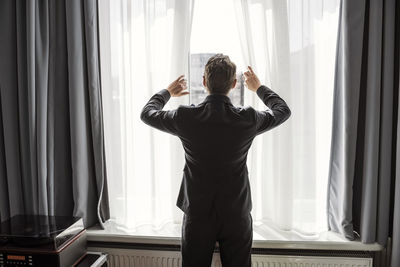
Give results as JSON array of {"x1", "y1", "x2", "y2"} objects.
[{"x1": 203, "y1": 54, "x2": 237, "y2": 95}]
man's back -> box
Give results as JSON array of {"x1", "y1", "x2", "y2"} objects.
[
  {"x1": 141, "y1": 85, "x2": 291, "y2": 218},
  {"x1": 176, "y1": 94, "x2": 257, "y2": 217}
]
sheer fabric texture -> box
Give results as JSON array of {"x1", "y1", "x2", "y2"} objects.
[
  {"x1": 99, "y1": 0, "x2": 339, "y2": 235},
  {"x1": 99, "y1": 0, "x2": 193, "y2": 230},
  {"x1": 234, "y1": 0, "x2": 339, "y2": 233}
]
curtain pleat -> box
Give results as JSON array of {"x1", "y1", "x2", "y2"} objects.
[{"x1": 0, "y1": 0, "x2": 26, "y2": 221}]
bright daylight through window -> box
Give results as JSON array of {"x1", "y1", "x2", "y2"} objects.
[{"x1": 99, "y1": 0, "x2": 340, "y2": 237}]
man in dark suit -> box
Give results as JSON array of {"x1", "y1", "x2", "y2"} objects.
[{"x1": 141, "y1": 54, "x2": 291, "y2": 267}]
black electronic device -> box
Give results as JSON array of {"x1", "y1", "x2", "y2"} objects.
[{"x1": 0, "y1": 215, "x2": 86, "y2": 267}]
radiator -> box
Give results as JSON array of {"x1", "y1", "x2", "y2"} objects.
[{"x1": 88, "y1": 247, "x2": 373, "y2": 267}]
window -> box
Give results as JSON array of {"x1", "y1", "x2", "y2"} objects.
[{"x1": 99, "y1": 0, "x2": 339, "y2": 236}]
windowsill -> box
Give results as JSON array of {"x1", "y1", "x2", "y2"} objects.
[{"x1": 87, "y1": 220, "x2": 383, "y2": 251}]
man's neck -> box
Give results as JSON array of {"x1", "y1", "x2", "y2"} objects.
[{"x1": 208, "y1": 93, "x2": 228, "y2": 96}]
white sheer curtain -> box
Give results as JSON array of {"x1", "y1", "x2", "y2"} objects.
[
  {"x1": 99, "y1": 0, "x2": 339, "y2": 235},
  {"x1": 98, "y1": 0, "x2": 193, "y2": 230},
  {"x1": 234, "y1": 0, "x2": 339, "y2": 233}
]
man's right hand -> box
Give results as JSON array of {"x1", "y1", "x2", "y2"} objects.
[
  {"x1": 167, "y1": 75, "x2": 189, "y2": 97},
  {"x1": 244, "y1": 66, "x2": 261, "y2": 92}
]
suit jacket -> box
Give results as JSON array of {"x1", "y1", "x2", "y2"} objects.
[{"x1": 140, "y1": 85, "x2": 291, "y2": 218}]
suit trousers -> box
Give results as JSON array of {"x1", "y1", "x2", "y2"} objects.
[{"x1": 181, "y1": 209, "x2": 253, "y2": 267}]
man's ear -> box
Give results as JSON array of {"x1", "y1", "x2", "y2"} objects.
[
  {"x1": 203, "y1": 76, "x2": 210, "y2": 93},
  {"x1": 231, "y1": 78, "x2": 237, "y2": 89}
]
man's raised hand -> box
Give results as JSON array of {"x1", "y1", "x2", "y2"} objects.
[
  {"x1": 167, "y1": 75, "x2": 189, "y2": 97},
  {"x1": 244, "y1": 66, "x2": 261, "y2": 92}
]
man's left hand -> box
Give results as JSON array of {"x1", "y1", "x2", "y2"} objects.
[{"x1": 167, "y1": 75, "x2": 189, "y2": 97}]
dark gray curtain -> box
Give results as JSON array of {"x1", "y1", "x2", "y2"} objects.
[
  {"x1": 327, "y1": 0, "x2": 400, "y2": 265},
  {"x1": 0, "y1": 0, "x2": 109, "y2": 227}
]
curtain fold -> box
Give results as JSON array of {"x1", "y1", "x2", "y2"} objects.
[
  {"x1": 234, "y1": 0, "x2": 339, "y2": 233},
  {"x1": 99, "y1": 0, "x2": 194, "y2": 229},
  {"x1": 327, "y1": 0, "x2": 400, "y2": 265},
  {"x1": 0, "y1": 0, "x2": 109, "y2": 227}
]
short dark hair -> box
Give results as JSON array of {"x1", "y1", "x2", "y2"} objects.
[{"x1": 204, "y1": 54, "x2": 236, "y2": 95}]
